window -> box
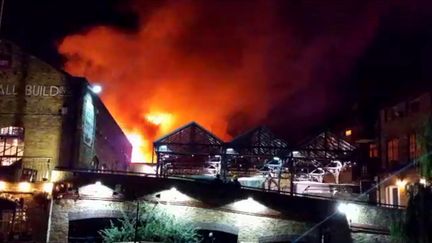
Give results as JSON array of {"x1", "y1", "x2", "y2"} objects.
[
  {"x1": 0, "y1": 127, "x2": 24, "y2": 136},
  {"x1": 409, "y1": 133, "x2": 420, "y2": 160},
  {"x1": 387, "y1": 138, "x2": 399, "y2": 163},
  {"x1": 21, "y1": 168, "x2": 37, "y2": 182},
  {"x1": 369, "y1": 143, "x2": 379, "y2": 158},
  {"x1": 0, "y1": 126, "x2": 24, "y2": 166},
  {"x1": 345, "y1": 129, "x2": 352, "y2": 137}
]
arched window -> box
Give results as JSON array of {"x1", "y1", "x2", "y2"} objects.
[{"x1": 0, "y1": 126, "x2": 24, "y2": 166}]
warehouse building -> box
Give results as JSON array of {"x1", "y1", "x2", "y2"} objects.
[
  {"x1": 0, "y1": 40, "x2": 132, "y2": 182},
  {"x1": 0, "y1": 40, "x2": 132, "y2": 241}
]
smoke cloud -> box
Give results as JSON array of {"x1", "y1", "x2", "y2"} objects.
[{"x1": 58, "y1": 0, "x2": 384, "y2": 161}]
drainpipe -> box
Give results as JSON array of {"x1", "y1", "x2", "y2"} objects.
[
  {"x1": 45, "y1": 199, "x2": 54, "y2": 243},
  {"x1": 134, "y1": 199, "x2": 139, "y2": 242}
]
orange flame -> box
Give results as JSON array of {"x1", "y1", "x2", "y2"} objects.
[
  {"x1": 126, "y1": 132, "x2": 150, "y2": 162},
  {"x1": 126, "y1": 112, "x2": 173, "y2": 162}
]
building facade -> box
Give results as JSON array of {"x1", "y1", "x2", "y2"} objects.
[
  {"x1": 0, "y1": 40, "x2": 132, "y2": 241},
  {"x1": 0, "y1": 40, "x2": 132, "y2": 183},
  {"x1": 376, "y1": 92, "x2": 430, "y2": 206}
]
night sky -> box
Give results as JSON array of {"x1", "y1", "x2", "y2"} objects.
[{"x1": 4, "y1": 0, "x2": 432, "y2": 143}]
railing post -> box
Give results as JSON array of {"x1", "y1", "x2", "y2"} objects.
[{"x1": 289, "y1": 155, "x2": 294, "y2": 196}]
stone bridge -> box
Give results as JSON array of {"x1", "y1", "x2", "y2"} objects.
[{"x1": 47, "y1": 170, "x2": 402, "y2": 243}]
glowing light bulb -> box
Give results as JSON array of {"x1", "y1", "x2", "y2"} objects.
[
  {"x1": 91, "y1": 85, "x2": 102, "y2": 94},
  {"x1": 18, "y1": 182, "x2": 31, "y2": 192},
  {"x1": 396, "y1": 179, "x2": 407, "y2": 189},
  {"x1": 0, "y1": 181, "x2": 6, "y2": 191},
  {"x1": 43, "y1": 182, "x2": 54, "y2": 193}
]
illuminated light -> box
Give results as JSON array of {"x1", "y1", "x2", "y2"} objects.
[
  {"x1": 78, "y1": 182, "x2": 113, "y2": 198},
  {"x1": 18, "y1": 182, "x2": 31, "y2": 192},
  {"x1": 50, "y1": 171, "x2": 63, "y2": 183},
  {"x1": 273, "y1": 157, "x2": 280, "y2": 161},
  {"x1": 91, "y1": 84, "x2": 102, "y2": 94},
  {"x1": 141, "y1": 164, "x2": 156, "y2": 174},
  {"x1": 0, "y1": 181, "x2": 6, "y2": 191},
  {"x1": 226, "y1": 148, "x2": 235, "y2": 154},
  {"x1": 43, "y1": 182, "x2": 54, "y2": 194},
  {"x1": 158, "y1": 187, "x2": 191, "y2": 202},
  {"x1": 345, "y1": 129, "x2": 352, "y2": 136},
  {"x1": 231, "y1": 197, "x2": 268, "y2": 214},
  {"x1": 337, "y1": 202, "x2": 360, "y2": 222},
  {"x1": 396, "y1": 179, "x2": 407, "y2": 189},
  {"x1": 420, "y1": 178, "x2": 427, "y2": 185},
  {"x1": 159, "y1": 145, "x2": 168, "y2": 152}
]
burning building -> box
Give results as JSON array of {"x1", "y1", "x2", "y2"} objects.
[{"x1": 0, "y1": 40, "x2": 131, "y2": 241}]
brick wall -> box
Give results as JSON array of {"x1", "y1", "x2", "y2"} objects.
[
  {"x1": 0, "y1": 41, "x2": 131, "y2": 180},
  {"x1": 48, "y1": 199, "x2": 318, "y2": 243},
  {"x1": 0, "y1": 41, "x2": 75, "y2": 181}
]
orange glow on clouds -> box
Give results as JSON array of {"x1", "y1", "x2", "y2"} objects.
[{"x1": 58, "y1": 1, "x2": 380, "y2": 163}]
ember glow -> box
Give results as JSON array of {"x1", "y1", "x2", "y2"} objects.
[{"x1": 58, "y1": 1, "x2": 382, "y2": 162}]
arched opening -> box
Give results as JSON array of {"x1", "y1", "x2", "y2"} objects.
[
  {"x1": 68, "y1": 210, "x2": 123, "y2": 242},
  {"x1": 195, "y1": 222, "x2": 239, "y2": 243},
  {"x1": 198, "y1": 229, "x2": 238, "y2": 243},
  {"x1": 68, "y1": 218, "x2": 120, "y2": 242}
]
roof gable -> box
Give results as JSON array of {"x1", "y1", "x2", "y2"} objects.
[
  {"x1": 297, "y1": 131, "x2": 356, "y2": 159},
  {"x1": 154, "y1": 122, "x2": 224, "y2": 155},
  {"x1": 228, "y1": 126, "x2": 288, "y2": 156}
]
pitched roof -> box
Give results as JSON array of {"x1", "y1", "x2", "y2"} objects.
[
  {"x1": 228, "y1": 126, "x2": 289, "y2": 156},
  {"x1": 153, "y1": 122, "x2": 224, "y2": 155},
  {"x1": 297, "y1": 131, "x2": 356, "y2": 159}
]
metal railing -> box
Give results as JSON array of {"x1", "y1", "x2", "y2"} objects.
[{"x1": 54, "y1": 167, "x2": 407, "y2": 209}]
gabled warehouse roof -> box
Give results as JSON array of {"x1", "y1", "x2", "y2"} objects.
[
  {"x1": 297, "y1": 131, "x2": 356, "y2": 159},
  {"x1": 228, "y1": 126, "x2": 289, "y2": 156},
  {"x1": 154, "y1": 121, "x2": 224, "y2": 155}
]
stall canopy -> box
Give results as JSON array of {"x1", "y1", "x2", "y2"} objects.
[
  {"x1": 154, "y1": 122, "x2": 224, "y2": 156},
  {"x1": 295, "y1": 131, "x2": 356, "y2": 160},
  {"x1": 228, "y1": 126, "x2": 289, "y2": 157}
]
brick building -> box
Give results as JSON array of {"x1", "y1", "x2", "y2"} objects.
[
  {"x1": 375, "y1": 92, "x2": 430, "y2": 206},
  {"x1": 0, "y1": 40, "x2": 132, "y2": 182},
  {"x1": 0, "y1": 40, "x2": 132, "y2": 241}
]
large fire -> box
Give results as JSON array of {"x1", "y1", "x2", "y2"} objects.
[
  {"x1": 126, "y1": 112, "x2": 173, "y2": 162},
  {"x1": 58, "y1": 1, "x2": 381, "y2": 162}
]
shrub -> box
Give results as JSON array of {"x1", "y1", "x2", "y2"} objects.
[{"x1": 99, "y1": 203, "x2": 201, "y2": 243}]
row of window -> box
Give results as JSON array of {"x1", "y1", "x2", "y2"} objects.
[
  {"x1": 368, "y1": 133, "x2": 421, "y2": 163},
  {"x1": 384, "y1": 99, "x2": 420, "y2": 123}
]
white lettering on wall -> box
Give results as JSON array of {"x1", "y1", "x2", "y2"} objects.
[{"x1": 1, "y1": 84, "x2": 67, "y2": 97}]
